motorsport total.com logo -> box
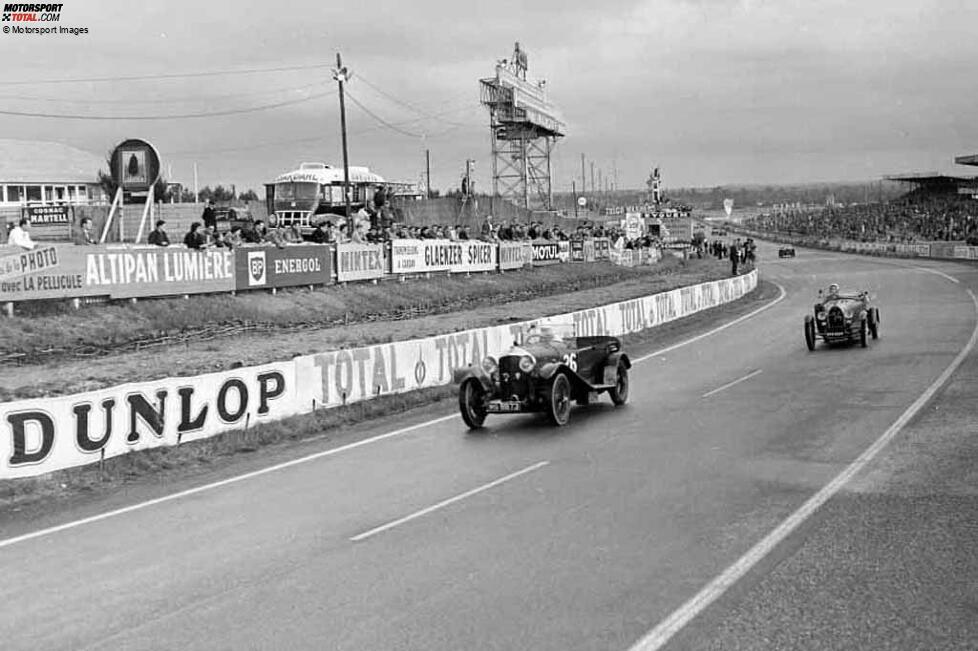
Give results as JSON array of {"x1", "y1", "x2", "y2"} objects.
[{"x1": 2, "y1": 3, "x2": 61, "y2": 21}]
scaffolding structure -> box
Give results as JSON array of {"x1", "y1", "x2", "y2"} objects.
[{"x1": 480, "y1": 43, "x2": 565, "y2": 211}]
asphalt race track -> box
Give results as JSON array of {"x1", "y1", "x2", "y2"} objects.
[{"x1": 2, "y1": 242, "x2": 978, "y2": 650}]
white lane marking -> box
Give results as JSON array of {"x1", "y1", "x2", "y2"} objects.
[
  {"x1": 628, "y1": 287, "x2": 978, "y2": 651},
  {"x1": 914, "y1": 266, "x2": 959, "y2": 284},
  {"x1": 0, "y1": 281, "x2": 786, "y2": 550},
  {"x1": 350, "y1": 461, "x2": 550, "y2": 542},
  {"x1": 633, "y1": 282, "x2": 786, "y2": 364},
  {"x1": 0, "y1": 415, "x2": 456, "y2": 552},
  {"x1": 701, "y1": 369, "x2": 762, "y2": 398}
]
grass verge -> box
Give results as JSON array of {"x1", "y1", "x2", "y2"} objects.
[
  {"x1": 0, "y1": 257, "x2": 731, "y2": 400},
  {"x1": 0, "y1": 279, "x2": 780, "y2": 516},
  {"x1": 2, "y1": 258, "x2": 698, "y2": 362}
]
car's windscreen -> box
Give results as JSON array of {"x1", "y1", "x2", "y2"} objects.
[{"x1": 823, "y1": 298, "x2": 861, "y2": 310}]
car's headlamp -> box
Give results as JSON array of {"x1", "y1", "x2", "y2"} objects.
[
  {"x1": 481, "y1": 356, "x2": 498, "y2": 375},
  {"x1": 518, "y1": 355, "x2": 535, "y2": 372},
  {"x1": 817, "y1": 312, "x2": 826, "y2": 321}
]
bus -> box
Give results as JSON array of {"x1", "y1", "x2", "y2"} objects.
[{"x1": 264, "y1": 162, "x2": 411, "y2": 235}]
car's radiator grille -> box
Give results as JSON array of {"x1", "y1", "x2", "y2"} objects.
[
  {"x1": 499, "y1": 356, "x2": 531, "y2": 400},
  {"x1": 827, "y1": 307, "x2": 845, "y2": 329}
]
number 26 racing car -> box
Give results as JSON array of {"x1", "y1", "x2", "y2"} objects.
[
  {"x1": 778, "y1": 246, "x2": 796, "y2": 258},
  {"x1": 804, "y1": 285, "x2": 880, "y2": 350},
  {"x1": 454, "y1": 323, "x2": 631, "y2": 429}
]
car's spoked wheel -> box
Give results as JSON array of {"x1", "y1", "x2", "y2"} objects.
[
  {"x1": 804, "y1": 318, "x2": 816, "y2": 351},
  {"x1": 609, "y1": 364, "x2": 629, "y2": 406},
  {"x1": 458, "y1": 378, "x2": 487, "y2": 429},
  {"x1": 547, "y1": 372, "x2": 572, "y2": 426},
  {"x1": 869, "y1": 308, "x2": 880, "y2": 339},
  {"x1": 860, "y1": 320, "x2": 868, "y2": 348}
]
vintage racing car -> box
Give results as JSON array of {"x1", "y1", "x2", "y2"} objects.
[
  {"x1": 804, "y1": 285, "x2": 880, "y2": 350},
  {"x1": 778, "y1": 246, "x2": 796, "y2": 258},
  {"x1": 454, "y1": 323, "x2": 630, "y2": 428}
]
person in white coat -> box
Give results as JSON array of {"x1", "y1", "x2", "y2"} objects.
[{"x1": 7, "y1": 218, "x2": 35, "y2": 250}]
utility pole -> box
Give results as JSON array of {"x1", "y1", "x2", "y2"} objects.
[
  {"x1": 572, "y1": 180, "x2": 577, "y2": 218},
  {"x1": 426, "y1": 149, "x2": 431, "y2": 199},
  {"x1": 590, "y1": 162, "x2": 595, "y2": 205},
  {"x1": 333, "y1": 52, "x2": 353, "y2": 236},
  {"x1": 580, "y1": 153, "x2": 586, "y2": 197}
]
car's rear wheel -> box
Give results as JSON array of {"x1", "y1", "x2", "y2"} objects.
[
  {"x1": 609, "y1": 364, "x2": 629, "y2": 406},
  {"x1": 458, "y1": 378, "x2": 487, "y2": 429},
  {"x1": 547, "y1": 372, "x2": 572, "y2": 426},
  {"x1": 860, "y1": 320, "x2": 868, "y2": 348},
  {"x1": 804, "y1": 317, "x2": 816, "y2": 351}
]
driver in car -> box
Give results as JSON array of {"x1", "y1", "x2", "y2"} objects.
[{"x1": 824, "y1": 283, "x2": 840, "y2": 300}]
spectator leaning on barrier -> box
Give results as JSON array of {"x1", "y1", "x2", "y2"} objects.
[
  {"x1": 73, "y1": 217, "x2": 96, "y2": 245},
  {"x1": 242, "y1": 219, "x2": 266, "y2": 244},
  {"x1": 183, "y1": 222, "x2": 206, "y2": 250},
  {"x1": 266, "y1": 225, "x2": 290, "y2": 248},
  {"x1": 147, "y1": 220, "x2": 170, "y2": 246},
  {"x1": 309, "y1": 221, "x2": 330, "y2": 244},
  {"x1": 8, "y1": 218, "x2": 35, "y2": 250},
  {"x1": 226, "y1": 225, "x2": 243, "y2": 248},
  {"x1": 351, "y1": 223, "x2": 368, "y2": 244},
  {"x1": 480, "y1": 214, "x2": 494, "y2": 240},
  {"x1": 203, "y1": 225, "x2": 218, "y2": 248}
]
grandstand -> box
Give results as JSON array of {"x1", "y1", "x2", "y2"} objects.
[{"x1": 747, "y1": 153, "x2": 978, "y2": 244}]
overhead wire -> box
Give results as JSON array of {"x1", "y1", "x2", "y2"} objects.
[
  {"x1": 0, "y1": 81, "x2": 330, "y2": 106},
  {"x1": 0, "y1": 62, "x2": 333, "y2": 86},
  {"x1": 165, "y1": 102, "x2": 481, "y2": 157},
  {"x1": 344, "y1": 90, "x2": 425, "y2": 138},
  {"x1": 0, "y1": 89, "x2": 331, "y2": 120},
  {"x1": 355, "y1": 74, "x2": 473, "y2": 128}
]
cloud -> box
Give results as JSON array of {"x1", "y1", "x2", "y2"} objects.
[{"x1": 2, "y1": 0, "x2": 978, "y2": 192}]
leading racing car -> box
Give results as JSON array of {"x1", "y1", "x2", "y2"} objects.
[
  {"x1": 454, "y1": 323, "x2": 630, "y2": 428},
  {"x1": 804, "y1": 284, "x2": 880, "y2": 350}
]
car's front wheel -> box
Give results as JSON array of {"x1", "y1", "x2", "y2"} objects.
[
  {"x1": 609, "y1": 364, "x2": 629, "y2": 406},
  {"x1": 860, "y1": 320, "x2": 868, "y2": 348},
  {"x1": 804, "y1": 317, "x2": 816, "y2": 351},
  {"x1": 868, "y1": 308, "x2": 880, "y2": 340},
  {"x1": 458, "y1": 378, "x2": 487, "y2": 429},
  {"x1": 547, "y1": 372, "x2": 572, "y2": 426}
]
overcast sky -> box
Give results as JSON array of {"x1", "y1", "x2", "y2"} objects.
[{"x1": 2, "y1": 0, "x2": 977, "y2": 195}]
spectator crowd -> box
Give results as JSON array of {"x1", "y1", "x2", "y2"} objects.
[
  {"x1": 5, "y1": 196, "x2": 668, "y2": 253},
  {"x1": 747, "y1": 190, "x2": 978, "y2": 245}
]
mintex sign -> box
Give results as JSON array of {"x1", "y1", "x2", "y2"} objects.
[{"x1": 234, "y1": 245, "x2": 331, "y2": 289}]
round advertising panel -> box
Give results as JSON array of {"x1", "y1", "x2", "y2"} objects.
[{"x1": 110, "y1": 138, "x2": 162, "y2": 192}]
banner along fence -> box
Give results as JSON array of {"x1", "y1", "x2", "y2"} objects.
[
  {"x1": 1, "y1": 237, "x2": 633, "y2": 306},
  {"x1": 0, "y1": 270, "x2": 758, "y2": 479},
  {"x1": 738, "y1": 228, "x2": 978, "y2": 261}
]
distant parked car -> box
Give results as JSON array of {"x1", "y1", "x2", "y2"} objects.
[
  {"x1": 804, "y1": 285, "x2": 880, "y2": 350},
  {"x1": 455, "y1": 323, "x2": 631, "y2": 428}
]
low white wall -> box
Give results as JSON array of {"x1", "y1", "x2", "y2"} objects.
[{"x1": 0, "y1": 270, "x2": 758, "y2": 479}]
